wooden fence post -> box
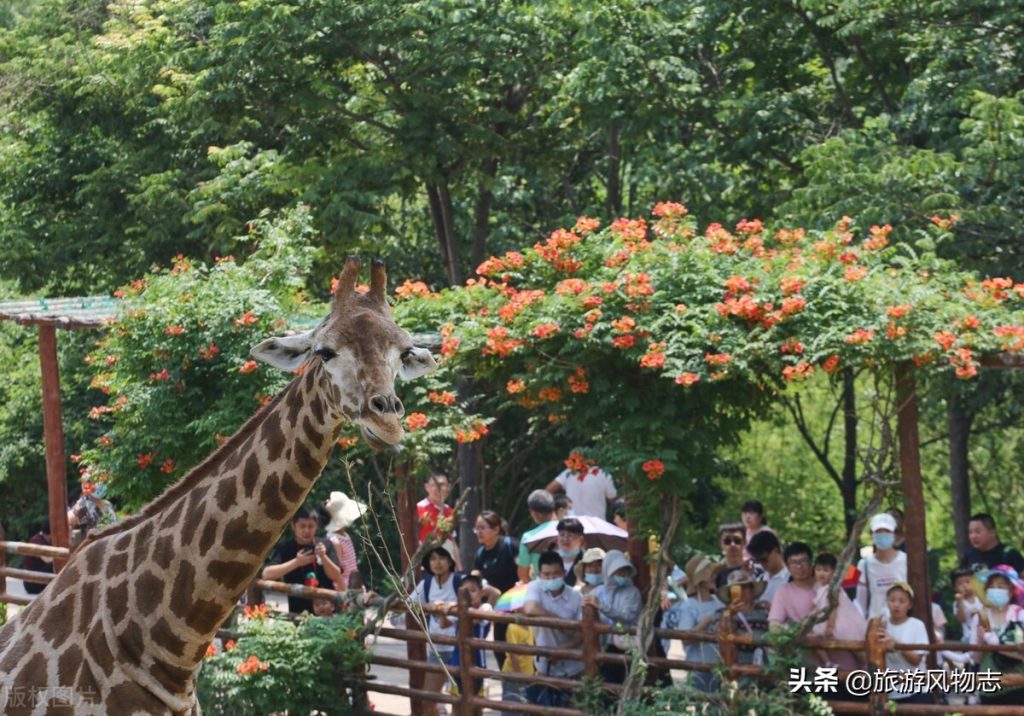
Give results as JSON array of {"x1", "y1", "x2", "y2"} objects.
[
  {"x1": 457, "y1": 588, "x2": 475, "y2": 716},
  {"x1": 582, "y1": 602, "x2": 600, "y2": 679},
  {"x1": 718, "y1": 609, "x2": 737, "y2": 676},
  {"x1": 865, "y1": 617, "x2": 887, "y2": 715}
]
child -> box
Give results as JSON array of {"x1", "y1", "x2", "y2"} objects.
[
  {"x1": 952, "y1": 567, "x2": 984, "y2": 643},
  {"x1": 499, "y1": 620, "x2": 534, "y2": 716},
  {"x1": 811, "y1": 553, "x2": 867, "y2": 670},
  {"x1": 449, "y1": 574, "x2": 499, "y2": 704},
  {"x1": 411, "y1": 543, "x2": 463, "y2": 716},
  {"x1": 875, "y1": 582, "x2": 930, "y2": 705},
  {"x1": 677, "y1": 554, "x2": 723, "y2": 692}
]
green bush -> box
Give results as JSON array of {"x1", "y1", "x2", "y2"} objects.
[
  {"x1": 77, "y1": 205, "x2": 323, "y2": 509},
  {"x1": 197, "y1": 607, "x2": 370, "y2": 716}
]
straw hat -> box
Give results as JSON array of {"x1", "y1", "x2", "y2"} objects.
[
  {"x1": 714, "y1": 568, "x2": 766, "y2": 604},
  {"x1": 573, "y1": 547, "x2": 607, "y2": 584},
  {"x1": 684, "y1": 554, "x2": 720, "y2": 596},
  {"x1": 323, "y1": 491, "x2": 368, "y2": 532}
]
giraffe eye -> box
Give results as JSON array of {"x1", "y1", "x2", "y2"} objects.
[{"x1": 315, "y1": 348, "x2": 337, "y2": 361}]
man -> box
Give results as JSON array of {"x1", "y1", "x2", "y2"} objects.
[
  {"x1": 747, "y1": 530, "x2": 789, "y2": 605},
  {"x1": 768, "y1": 542, "x2": 817, "y2": 628},
  {"x1": 416, "y1": 470, "x2": 461, "y2": 570},
  {"x1": 554, "y1": 518, "x2": 586, "y2": 587},
  {"x1": 856, "y1": 512, "x2": 907, "y2": 619},
  {"x1": 715, "y1": 522, "x2": 764, "y2": 588},
  {"x1": 517, "y1": 489, "x2": 558, "y2": 582},
  {"x1": 960, "y1": 513, "x2": 1024, "y2": 573},
  {"x1": 22, "y1": 518, "x2": 54, "y2": 595},
  {"x1": 262, "y1": 507, "x2": 340, "y2": 614},
  {"x1": 546, "y1": 452, "x2": 617, "y2": 520},
  {"x1": 524, "y1": 550, "x2": 584, "y2": 706}
]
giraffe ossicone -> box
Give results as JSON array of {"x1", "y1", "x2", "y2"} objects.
[{"x1": 0, "y1": 257, "x2": 437, "y2": 715}]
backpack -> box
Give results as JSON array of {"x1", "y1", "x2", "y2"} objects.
[{"x1": 423, "y1": 571, "x2": 464, "y2": 602}]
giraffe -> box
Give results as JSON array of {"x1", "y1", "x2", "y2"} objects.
[{"x1": 0, "y1": 257, "x2": 438, "y2": 715}]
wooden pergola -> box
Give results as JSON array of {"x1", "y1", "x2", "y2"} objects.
[{"x1": 0, "y1": 296, "x2": 118, "y2": 563}]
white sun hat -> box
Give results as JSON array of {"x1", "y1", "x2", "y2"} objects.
[{"x1": 324, "y1": 491, "x2": 368, "y2": 532}]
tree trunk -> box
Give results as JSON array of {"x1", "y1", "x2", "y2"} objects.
[
  {"x1": 426, "y1": 181, "x2": 462, "y2": 286},
  {"x1": 607, "y1": 121, "x2": 622, "y2": 216},
  {"x1": 841, "y1": 367, "x2": 859, "y2": 537},
  {"x1": 470, "y1": 157, "x2": 498, "y2": 274},
  {"x1": 948, "y1": 394, "x2": 973, "y2": 560}
]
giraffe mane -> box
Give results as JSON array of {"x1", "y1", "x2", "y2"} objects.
[{"x1": 74, "y1": 372, "x2": 305, "y2": 552}]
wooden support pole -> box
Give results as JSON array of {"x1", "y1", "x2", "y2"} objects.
[
  {"x1": 39, "y1": 323, "x2": 69, "y2": 567},
  {"x1": 456, "y1": 587, "x2": 475, "y2": 716},
  {"x1": 582, "y1": 602, "x2": 599, "y2": 679},
  {"x1": 396, "y1": 461, "x2": 426, "y2": 714},
  {"x1": 865, "y1": 617, "x2": 887, "y2": 715},
  {"x1": 895, "y1": 362, "x2": 934, "y2": 649}
]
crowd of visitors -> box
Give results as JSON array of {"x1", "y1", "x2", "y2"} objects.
[{"x1": 14, "y1": 452, "x2": 1024, "y2": 711}]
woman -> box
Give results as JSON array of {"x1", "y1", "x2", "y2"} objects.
[
  {"x1": 321, "y1": 491, "x2": 367, "y2": 591},
  {"x1": 473, "y1": 510, "x2": 518, "y2": 668},
  {"x1": 584, "y1": 549, "x2": 642, "y2": 684},
  {"x1": 740, "y1": 499, "x2": 774, "y2": 561},
  {"x1": 412, "y1": 542, "x2": 463, "y2": 716},
  {"x1": 976, "y1": 567, "x2": 1024, "y2": 706}
]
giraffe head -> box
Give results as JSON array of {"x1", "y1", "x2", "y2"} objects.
[{"x1": 250, "y1": 257, "x2": 437, "y2": 449}]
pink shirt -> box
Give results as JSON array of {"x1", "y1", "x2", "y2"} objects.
[
  {"x1": 768, "y1": 581, "x2": 817, "y2": 625},
  {"x1": 328, "y1": 532, "x2": 360, "y2": 591}
]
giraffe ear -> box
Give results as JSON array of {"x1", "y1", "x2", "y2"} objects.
[
  {"x1": 399, "y1": 346, "x2": 438, "y2": 381},
  {"x1": 251, "y1": 331, "x2": 314, "y2": 371}
]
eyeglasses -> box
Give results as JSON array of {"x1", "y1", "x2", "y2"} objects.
[
  {"x1": 721, "y1": 536, "x2": 744, "y2": 546},
  {"x1": 787, "y1": 557, "x2": 811, "y2": 566}
]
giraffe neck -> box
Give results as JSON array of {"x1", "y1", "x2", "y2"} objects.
[{"x1": 99, "y1": 363, "x2": 344, "y2": 702}]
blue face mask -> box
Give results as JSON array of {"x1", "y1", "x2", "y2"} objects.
[
  {"x1": 92, "y1": 482, "x2": 107, "y2": 499},
  {"x1": 584, "y1": 573, "x2": 603, "y2": 586},
  {"x1": 872, "y1": 533, "x2": 895, "y2": 550},
  {"x1": 987, "y1": 587, "x2": 1011, "y2": 609},
  {"x1": 557, "y1": 547, "x2": 581, "y2": 560},
  {"x1": 613, "y1": 575, "x2": 632, "y2": 588},
  {"x1": 541, "y1": 577, "x2": 565, "y2": 593}
]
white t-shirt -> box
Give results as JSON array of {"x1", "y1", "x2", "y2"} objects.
[
  {"x1": 525, "y1": 579, "x2": 584, "y2": 676},
  {"x1": 857, "y1": 551, "x2": 907, "y2": 619},
  {"x1": 762, "y1": 567, "x2": 790, "y2": 605},
  {"x1": 884, "y1": 616, "x2": 929, "y2": 699},
  {"x1": 412, "y1": 573, "x2": 459, "y2": 645},
  {"x1": 554, "y1": 466, "x2": 617, "y2": 520}
]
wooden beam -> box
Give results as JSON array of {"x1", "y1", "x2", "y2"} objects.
[
  {"x1": 895, "y1": 362, "x2": 933, "y2": 652},
  {"x1": 38, "y1": 324, "x2": 69, "y2": 568}
]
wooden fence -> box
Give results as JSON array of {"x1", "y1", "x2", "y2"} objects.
[{"x1": 3, "y1": 536, "x2": 1024, "y2": 715}]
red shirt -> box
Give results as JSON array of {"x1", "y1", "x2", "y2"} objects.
[{"x1": 417, "y1": 498, "x2": 454, "y2": 543}]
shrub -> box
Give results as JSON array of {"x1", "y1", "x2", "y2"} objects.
[{"x1": 197, "y1": 607, "x2": 370, "y2": 715}]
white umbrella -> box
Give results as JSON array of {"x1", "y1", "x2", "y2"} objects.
[{"x1": 524, "y1": 515, "x2": 629, "y2": 553}]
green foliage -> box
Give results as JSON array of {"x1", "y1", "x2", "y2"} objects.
[
  {"x1": 76, "y1": 206, "x2": 322, "y2": 509},
  {"x1": 612, "y1": 680, "x2": 835, "y2": 716},
  {"x1": 196, "y1": 609, "x2": 369, "y2": 716}
]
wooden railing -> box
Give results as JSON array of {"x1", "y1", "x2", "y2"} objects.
[{"x1": 4, "y1": 538, "x2": 1024, "y2": 715}]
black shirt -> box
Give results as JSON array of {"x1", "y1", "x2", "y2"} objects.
[
  {"x1": 267, "y1": 539, "x2": 331, "y2": 614},
  {"x1": 473, "y1": 536, "x2": 520, "y2": 593},
  {"x1": 960, "y1": 542, "x2": 1024, "y2": 574}
]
